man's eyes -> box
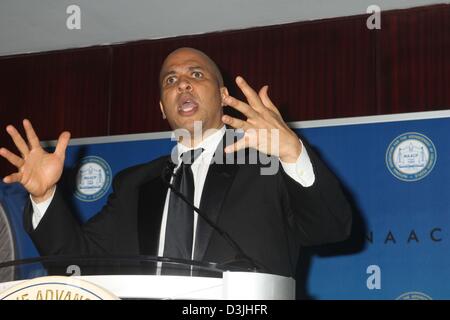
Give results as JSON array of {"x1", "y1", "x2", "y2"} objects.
[
  {"x1": 192, "y1": 71, "x2": 203, "y2": 78},
  {"x1": 164, "y1": 71, "x2": 204, "y2": 85},
  {"x1": 166, "y1": 76, "x2": 176, "y2": 85}
]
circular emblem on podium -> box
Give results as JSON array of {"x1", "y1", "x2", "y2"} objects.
[
  {"x1": 0, "y1": 276, "x2": 119, "y2": 300},
  {"x1": 386, "y1": 132, "x2": 436, "y2": 182},
  {"x1": 396, "y1": 291, "x2": 432, "y2": 300},
  {"x1": 74, "y1": 156, "x2": 112, "y2": 202}
]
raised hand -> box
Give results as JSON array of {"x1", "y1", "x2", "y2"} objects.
[
  {"x1": 0, "y1": 119, "x2": 70, "y2": 203},
  {"x1": 222, "y1": 76, "x2": 302, "y2": 163}
]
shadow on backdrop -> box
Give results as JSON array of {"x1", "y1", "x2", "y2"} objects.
[{"x1": 295, "y1": 146, "x2": 368, "y2": 300}]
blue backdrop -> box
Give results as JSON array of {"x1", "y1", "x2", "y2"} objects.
[{"x1": 1, "y1": 111, "x2": 449, "y2": 299}]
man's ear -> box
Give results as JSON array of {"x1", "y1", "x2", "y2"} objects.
[
  {"x1": 220, "y1": 87, "x2": 229, "y2": 107},
  {"x1": 159, "y1": 101, "x2": 167, "y2": 119}
]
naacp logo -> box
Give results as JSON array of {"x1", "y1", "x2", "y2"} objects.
[
  {"x1": 0, "y1": 276, "x2": 119, "y2": 300},
  {"x1": 396, "y1": 291, "x2": 432, "y2": 300},
  {"x1": 386, "y1": 132, "x2": 436, "y2": 182},
  {"x1": 74, "y1": 156, "x2": 112, "y2": 202}
]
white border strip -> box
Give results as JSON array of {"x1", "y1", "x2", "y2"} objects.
[
  {"x1": 42, "y1": 131, "x2": 173, "y2": 148},
  {"x1": 288, "y1": 109, "x2": 450, "y2": 129},
  {"x1": 42, "y1": 109, "x2": 450, "y2": 147}
]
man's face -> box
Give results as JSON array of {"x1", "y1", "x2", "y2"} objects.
[{"x1": 159, "y1": 49, "x2": 228, "y2": 135}]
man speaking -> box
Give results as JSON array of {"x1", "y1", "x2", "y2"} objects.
[{"x1": 0, "y1": 48, "x2": 352, "y2": 278}]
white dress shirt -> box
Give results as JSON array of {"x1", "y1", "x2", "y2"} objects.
[{"x1": 31, "y1": 126, "x2": 316, "y2": 261}]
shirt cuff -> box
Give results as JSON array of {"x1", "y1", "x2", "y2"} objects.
[
  {"x1": 280, "y1": 140, "x2": 316, "y2": 187},
  {"x1": 31, "y1": 187, "x2": 56, "y2": 230}
]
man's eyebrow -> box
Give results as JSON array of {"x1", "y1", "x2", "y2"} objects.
[
  {"x1": 188, "y1": 66, "x2": 204, "y2": 71},
  {"x1": 161, "y1": 66, "x2": 205, "y2": 79}
]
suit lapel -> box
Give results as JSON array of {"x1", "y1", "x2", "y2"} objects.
[
  {"x1": 137, "y1": 156, "x2": 172, "y2": 256},
  {"x1": 194, "y1": 135, "x2": 239, "y2": 261}
]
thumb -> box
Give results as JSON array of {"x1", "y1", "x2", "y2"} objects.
[{"x1": 55, "y1": 131, "x2": 71, "y2": 157}]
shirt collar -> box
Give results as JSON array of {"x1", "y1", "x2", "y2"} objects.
[{"x1": 176, "y1": 126, "x2": 226, "y2": 164}]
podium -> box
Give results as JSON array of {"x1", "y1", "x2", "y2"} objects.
[{"x1": 0, "y1": 256, "x2": 295, "y2": 300}]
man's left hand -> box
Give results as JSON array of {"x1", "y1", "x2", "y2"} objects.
[{"x1": 222, "y1": 76, "x2": 301, "y2": 163}]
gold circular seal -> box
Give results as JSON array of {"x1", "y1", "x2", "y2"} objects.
[{"x1": 0, "y1": 276, "x2": 119, "y2": 300}]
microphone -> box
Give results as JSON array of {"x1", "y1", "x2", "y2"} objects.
[{"x1": 161, "y1": 160, "x2": 270, "y2": 273}]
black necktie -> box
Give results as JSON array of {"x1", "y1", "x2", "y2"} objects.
[{"x1": 164, "y1": 148, "x2": 204, "y2": 260}]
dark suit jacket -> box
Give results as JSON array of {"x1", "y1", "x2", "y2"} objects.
[{"x1": 24, "y1": 142, "x2": 352, "y2": 278}]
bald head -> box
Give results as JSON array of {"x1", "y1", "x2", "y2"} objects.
[{"x1": 159, "y1": 47, "x2": 224, "y2": 88}]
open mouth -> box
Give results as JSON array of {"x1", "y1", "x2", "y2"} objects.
[{"x1": 178, "y1": 95, "x2": 199, "y2": 116}]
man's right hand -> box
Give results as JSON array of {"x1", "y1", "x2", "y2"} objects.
[{"x1": 0, "y1": 119, "x2": 70, "y2": 203}]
